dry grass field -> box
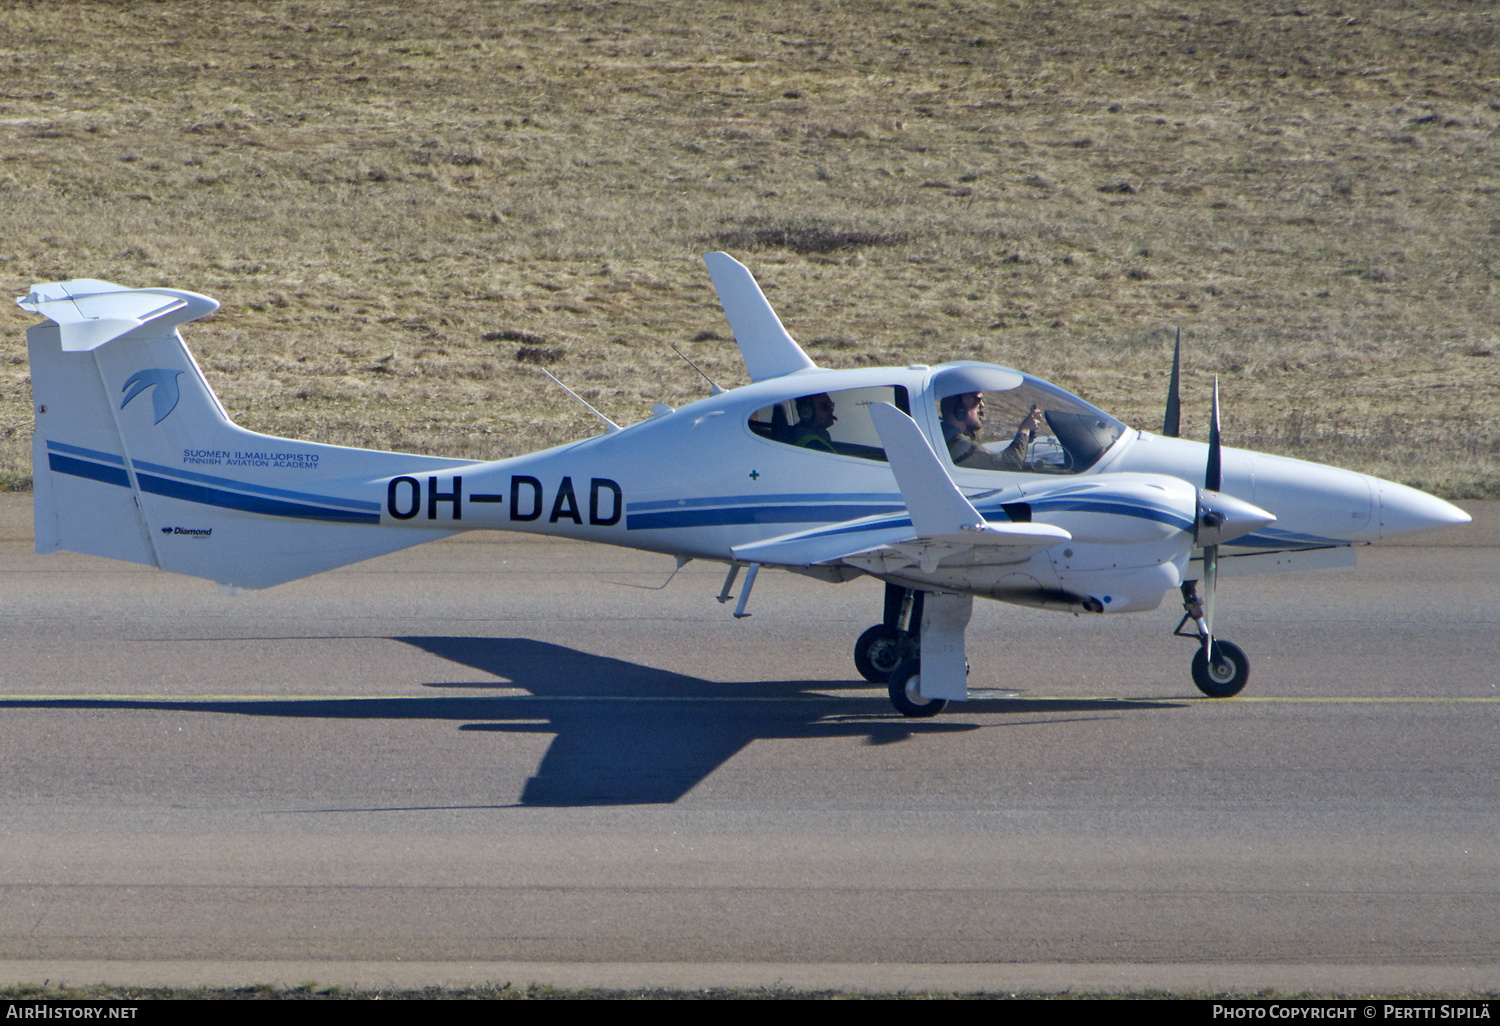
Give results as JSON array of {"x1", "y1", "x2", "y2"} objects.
[{"x1": 1, "y1": 0, "x2": 1496, "y2": 496}]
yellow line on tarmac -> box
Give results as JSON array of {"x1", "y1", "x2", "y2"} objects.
[
  {"x1": 0, "y1": 693, "x2": 1495, "y2": 704},
  {"x1": 1020, "y1": 695, "x2": 1500, "y2": 704},
  {"x1": 1208, "y1": 695, "x2": 1500, "y2": 704},
  {"x1": 0, "y1": 693, "x2": 828, "y2": 703}
]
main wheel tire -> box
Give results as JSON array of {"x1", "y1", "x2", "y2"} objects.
[
  {"x1": 1191, "y1": 640, "x2": 1249, "y2": 698},
  {"x1": 887, "y1": 657, "x2": 947, "y2": 718},
  {"x1": 854, "y1": 624, "x2": 913, "y2": 683}
]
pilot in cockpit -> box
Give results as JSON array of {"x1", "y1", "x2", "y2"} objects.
[
  {"x1": 790, "y1": 393, "x2": 838, "y2": 453},
  {"x1": 941, "y1": 391, "x2": 1044, "y2": 472}
]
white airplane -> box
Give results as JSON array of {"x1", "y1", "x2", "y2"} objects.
[{"x1": 17, "y1": 253, "x2": 1470, "y2": 716}]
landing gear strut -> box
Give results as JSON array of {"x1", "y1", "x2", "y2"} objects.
[
  {"x1": 1174, "y1": 580, "x2": 1249, "y2": 698},
  {"x1": 853, "y1": 584, "x2": 922, "y2": 683}
]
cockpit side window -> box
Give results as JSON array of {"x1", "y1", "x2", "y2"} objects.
[{"x1": 748, "y1": 385, "x2": 910, "y2": 461}]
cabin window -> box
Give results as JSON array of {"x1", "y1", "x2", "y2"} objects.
[{"x1": 748, "y1": 385, "x2": 910, "y2": 461}]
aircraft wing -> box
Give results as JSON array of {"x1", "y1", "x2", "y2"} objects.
[
  {"x1": 1190, "y1": 544, "x2": 1357, "y2": 579},
  {"x1": 731, "y1": 513, "x2": 1066, "y2": 569}
]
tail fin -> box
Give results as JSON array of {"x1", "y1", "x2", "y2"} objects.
[
  {"x1": 22, "y1": 279, "x2": 467, "y2": 589},
  {"x1": 701, "y1": 252, "x2": 817, "y2": 381}
]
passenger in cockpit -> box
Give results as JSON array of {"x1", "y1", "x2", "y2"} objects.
[
  {"x1": 941, "y1": 391, "x2": 1043, "y2": 471},
  {"x1": 791, "y1": 393, "x2": 838, "y2": 453}
]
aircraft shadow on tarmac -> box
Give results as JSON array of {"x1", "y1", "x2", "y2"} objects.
[
  {"x1": 399, "y1": 637, "x2": 1184, "y2": 805},
  {"x1": 1, "y1": 636, "x2": 1182, "y2": 807},
  {"x1": 408, "y1": 635, "x2": 956, "y2": 806}
]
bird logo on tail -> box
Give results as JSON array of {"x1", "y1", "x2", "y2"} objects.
[{"x1": 120, "y1": 368, "x2": 184, "y2": 424}]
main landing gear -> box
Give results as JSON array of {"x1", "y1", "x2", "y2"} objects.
[
  {"x1": 1175, "y1": 580, "x2": 1250, "y2": 698},
  {"x1": 853, "y1": 585, "x2": 922, "y2": 683},
  {"x1": 857, "y1": 585, "x2": 971, "y2": 717},
  {"x1": 887, "y1": 657, "x2": 946, "y2": 718},
  {"x1": 855, "y1": 585, "x2": 946, "y2": 716}
]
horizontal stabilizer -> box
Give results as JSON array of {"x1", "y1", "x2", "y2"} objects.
[
  {"x1": 19, "y1": 279, "x2": 219, "y2": 352},
  {"x1": 702, "y1": 252, "x2": 817, "y2": 381}
]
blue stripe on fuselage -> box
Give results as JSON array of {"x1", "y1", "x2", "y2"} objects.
[
  {"x1": 627, "y1": 492, "x2": 902, "y2": 513},
  {"x1": 625, "y1": 493, "x2": 1193, "y2": 535},
  {"x1": 45, "y1": 440, "x2": 379, "y2": 524},
  {"x1": 627, "y1": 503, "x2": 905, "y2": 531},
  {"x1": 48, "y1": 452, "x2": 131, "y2": 489},
  {"x1": 134, "y1": 473, "x2": 380, "y2": 524},
  {"x1": 45, "y1": 440, "x2": 125, "y2": 466},
  {"x1": 130, "y1": 458, "x2": 380, "y2": 512}
]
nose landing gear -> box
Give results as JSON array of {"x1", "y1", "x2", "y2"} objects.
[
  {"x1": 1175, "y1": 580, "x2": 1249, "y2": 698},
  {"x1": 1190, "y1": 639, "x2": 1249, "y2": 698}
]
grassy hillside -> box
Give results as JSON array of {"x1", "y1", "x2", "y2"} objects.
[{"x1": 2, "y1": 0, "x2": 1496, "y2": 496}]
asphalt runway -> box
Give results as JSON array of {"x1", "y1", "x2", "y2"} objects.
[{"x1": 1, "y1": 493, "x2": 1497, "y2": 994}]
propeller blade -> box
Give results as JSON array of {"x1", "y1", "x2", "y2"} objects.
[
  {"x1": 1163, "y1": 328, "x2": 1181, "y2": 437},
  {"x1": 1205, "y1": 375, "x2": 1222, "y2": 493},
  {"x1": 1201, "y1": 543, "x2": 1218, "y2": 642},
  {"x1": 1200, "y1": 379, "x2": 1224, "y2": 658}
]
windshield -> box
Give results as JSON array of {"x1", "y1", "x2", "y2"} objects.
[{"x1": 930, "y1": 362, "x2": 1125, "y2": 474}]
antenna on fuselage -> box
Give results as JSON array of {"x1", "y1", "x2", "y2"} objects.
[
  {"x1": 537, "y1": 368, "x2": 622, "y2": 433},
  {"x1": 670, "y1": 343, "x2": 725, "y2": 396}
]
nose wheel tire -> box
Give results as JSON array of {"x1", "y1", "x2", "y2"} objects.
[
  {"x1": 887, "y1": 658, "x2": 947, "y2": 717},
  {"x1": 854, "y1": 624, "x2": 915, "y2": 683},
  {"x1": 1191, "y1": 640, "x2": 1249, "y2": 698}
]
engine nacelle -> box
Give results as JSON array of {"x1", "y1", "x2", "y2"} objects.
[{"x1": 1053, "y1": 560, "x2": 1184, "y2": 613}]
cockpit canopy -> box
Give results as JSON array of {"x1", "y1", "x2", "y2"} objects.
[
  {"x1": 742, "y1": 362, "x2": 1127, "y2": 475},
  {"x1": 931, "y1": 362, "x2": 1126, "y2": 474}
]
